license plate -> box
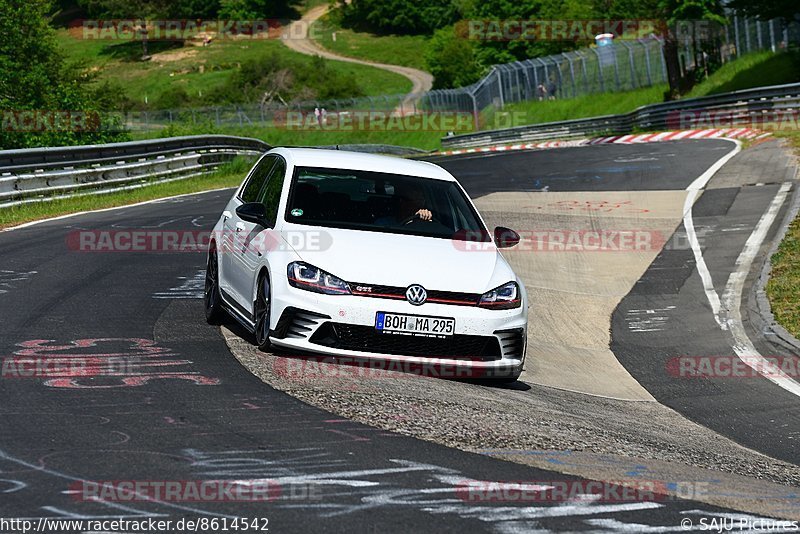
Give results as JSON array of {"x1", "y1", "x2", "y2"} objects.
[{"x1": 375, "y1": 312, "x2": 455, "y2": 338}]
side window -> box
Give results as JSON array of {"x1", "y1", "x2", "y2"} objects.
[
  {"x1": 239, "y1": 155, "x2": 276, "y2": 203},
  {"x1": 257, "y1": 158, "x2": 287, "y2": 228}
]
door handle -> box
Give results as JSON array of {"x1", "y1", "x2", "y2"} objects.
[
  {"x1": 235, "y1": 222, "x2": 246, "y2": 232},
  {"x1": 222, "y1": 210, "x2": 232, "y2": 221}
]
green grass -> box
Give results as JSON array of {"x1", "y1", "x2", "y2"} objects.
[
  {"x1": 766, "y1": 131, "x2": 800, "y2": 337},
  {"x1": 0, "y1": 157, "x2": 254, "y2": 229},
  {"x1": 57, "y1": 29, "x2": 412, "y2": 108},
  {"x1": 484, "y1": 51, "x2": 800, "y2": 130},
  {"x1": 132, "y1": 122, "x2": 445, "y2": 151},
  {"x1": 314, "y1": 20, "x2": 430, "y2": 71},
  {"x1": 491, "y1": 85, "x2": 668, "y2": 128},
  {"x1": 766, "y1": 209, "x2": 800, "y2": 337},
  {"x1": 687, "y1": 51, "x2": 800, "y2": 98}
]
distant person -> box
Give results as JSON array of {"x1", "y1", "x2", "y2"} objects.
[
  {"x1": 321, "y1": 107, "x2": 328, "y2": 123},
  {"x1": 537, "y1": 83, "x2": 547, "y2": 101},
  {"x1": 547, "y1": 80, "x2": 557, "y2": 100},
  {"x1": 314, "y1": 107, "x2": 321, "y2": 125}
]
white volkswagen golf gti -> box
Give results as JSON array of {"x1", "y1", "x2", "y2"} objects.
[{"x1": 205, "y1": 148, "x2": 528, "y2": 381}]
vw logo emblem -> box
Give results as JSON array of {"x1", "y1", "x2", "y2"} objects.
[{"x1": 405, "y1": 284, "x2": 427, "y2": 306}]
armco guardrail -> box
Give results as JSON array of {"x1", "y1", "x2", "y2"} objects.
[
  {"x1": 0, "y1": 135, "x2": 271, "y2": 207},
  {"x1": 441, "y1": 82, "x2": 800, "y2": 149}
]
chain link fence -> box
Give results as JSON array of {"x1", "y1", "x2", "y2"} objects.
[{"x1": 124, "y1": 15, "x2": 798, "y2": 132}]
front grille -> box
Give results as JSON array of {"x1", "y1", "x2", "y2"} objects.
[
  {"x1": 309, "y1": 322, "x2": 501, "y2": 361},
  {"x1": 348, "y1": 282, "x2": 481, "y2": 306}
]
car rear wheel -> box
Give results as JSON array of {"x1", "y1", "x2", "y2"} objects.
[
  {"x1": 254, "y1": 274, "x2": 272, "y2": 351},
  {"x1": 205, "y1": 248, "x2": 224, "y2": 325}
]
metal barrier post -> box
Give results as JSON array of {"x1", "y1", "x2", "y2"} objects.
[
  {"x1": 769, "y1": 20, "x2": 776, "y2": 52},
  {"x1": 642, "y1": 41, "x2": 653, "y2": 86},
  {"x1": 745, "y1": 17, "x2": 752, "y2": 53},
  {"x1": 495, "y1": 68, "x2": 505, "y2": 109}
]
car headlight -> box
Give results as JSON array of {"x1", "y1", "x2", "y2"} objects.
[
  {"x1": 478, "y1": 281, "x2": 521, "y2": 309},
  {"x1": 287, "y1": 262, "x2": 351, "y2": 295}
]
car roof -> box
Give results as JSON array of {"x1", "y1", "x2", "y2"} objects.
[{"x1": 269, "y1": 147, "x2": 456, "y2": 182}]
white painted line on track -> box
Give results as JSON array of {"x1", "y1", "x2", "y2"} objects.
[
  {"x1": 1, "y1": 187, "x2": 234, "y2": 233},
  {"x1": 720, "y1": 182, "x2": 800, "y2": 396},
  {"x1": 683, "y1": 189, "x2": 723, "y2": 324},
  {"x1": 0, "y1": 447, "x2": 238, "y2": 519},
  {"x1": 680, "y1": 141, "x2": 800, "y2": 398},
  {"x1": 682, "y1": 139, "x2": 742, "y2": 326}
]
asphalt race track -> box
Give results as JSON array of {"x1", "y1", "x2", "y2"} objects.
[{"x1": 0, "y1": 139, "x2": 796, "y2": 532}]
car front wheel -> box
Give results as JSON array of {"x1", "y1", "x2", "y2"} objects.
[
  {"x1": 205, "y1": 248, "x2": 225, "y2": 325},
  {"x1": 254, "y1": 273, "x2": 272, "y2": 351}
]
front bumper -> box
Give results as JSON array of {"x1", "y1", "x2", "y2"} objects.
[{"x1": 268, "y1": 285, "x2": 527, "y2": 377}]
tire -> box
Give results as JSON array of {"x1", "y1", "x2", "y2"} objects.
[
  {"x1": 204, "y1": 248, "x2": 225, "y2": 325},
  {"x1": 485, "y1": 374, "x2": 521, "y2": 386},
  {"x1": 254, "y1": 273, "x2": 272, "y2": 351},
  {"x1": 480, "y1": 368, "x2": 521, "y2": 386}
]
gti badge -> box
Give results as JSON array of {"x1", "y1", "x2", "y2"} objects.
[{"x1": 405, "y1": 284, "x2": 427, "y2": 306}]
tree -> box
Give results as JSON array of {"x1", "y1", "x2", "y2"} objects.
[
  {"x1": 339, "y1": 0, "x2": 461, "y2": 35},
  {"x1": 726, "y1": 0, "x2": 798, "y2": 21},
  {"x1": 466, "y1": 0, "x2": 598, "y2": 66},
  {"x1": 0, "y1": 0, "x2": 127, "y2": 148},
  {"x1": 218, "y1": 0, "x2": 296, "y2": 20},
  {"x1": 656, "y1": 0, "x2": 726, "y2": 98}
]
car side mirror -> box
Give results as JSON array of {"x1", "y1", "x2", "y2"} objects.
[
  {"x1": 494, "y1": 226, "x2": 521, "y2": 248},
  {"x1": 236, "y1": 202, "x2": 270, "y2": 228}
]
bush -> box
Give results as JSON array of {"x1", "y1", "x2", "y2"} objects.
[
  {"x1": 201, "y1": 53, "x2": 364, "y2": 106},
  {"x1": 425, "y1": 26, "x2": 483, "y2": 89},
  {"x1": 153, "y1": 86, "x2": 193, "y2": 109}
]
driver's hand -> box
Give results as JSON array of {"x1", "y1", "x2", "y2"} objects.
[{"x1": 416, "y1": 209, "x2": 432, "y2": 221}]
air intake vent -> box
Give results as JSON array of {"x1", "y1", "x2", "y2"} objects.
[
  {"x1": 272, "y1": 307, "x2": 330, "y2": 340},
  {"x1": 495, "y1": 328, "x2": 525, "y2": 360}
]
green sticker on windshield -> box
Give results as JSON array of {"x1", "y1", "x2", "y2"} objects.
[{"x1": 291, "y1": 208, "x2": 304, "y2": 217}]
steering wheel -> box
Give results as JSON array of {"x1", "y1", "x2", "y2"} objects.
[{"x1": 401, "y1": 213, "x2": 433, "y2": 225}]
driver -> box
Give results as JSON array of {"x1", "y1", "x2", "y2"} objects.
[{"x1": 376, "y1": 183, "x2": 432, "y2": 225}]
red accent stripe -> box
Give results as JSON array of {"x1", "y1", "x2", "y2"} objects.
[
  {"x1": 427, "y1": 297, "x2": 479, "y2": 305},
  {"x1": 478, "y1": 299, "x2": 521, "y2": 308},
  {"x1": 288, "y1": 277, "x2": 350, "y2": 294},
  {"x1": 351, "y1": 291, "x2": 478, "y2": 306}
]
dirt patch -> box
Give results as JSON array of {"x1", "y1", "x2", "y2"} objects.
[{"x1": 151, "y1": 48, "x2": 198, "y2": 63}]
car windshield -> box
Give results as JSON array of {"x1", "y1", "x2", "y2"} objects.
[{"x1": 285, "y1": 167, "x2": 490, "y2": 240}]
